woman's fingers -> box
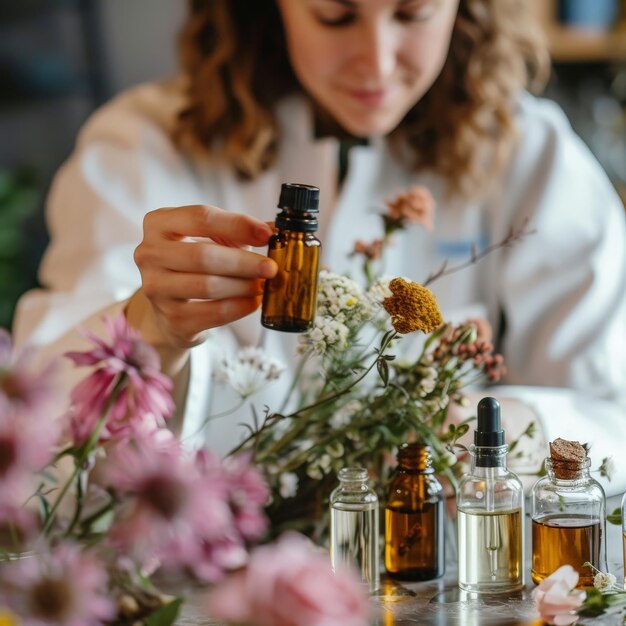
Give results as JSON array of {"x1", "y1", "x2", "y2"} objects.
[
  {"x1": 153, "y1": 296, "x2": 263, "y2": 342},
  {"x1": 137, "y1": 239, "x2": 276, "y2": 278},
  {"x1": 144, "y1": 205, "x2": 273, "y2": 247},
  {"x1": 145, "y1": 272, "x2": 264, "y2": 301}
]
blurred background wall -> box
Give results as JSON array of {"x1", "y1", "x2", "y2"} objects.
[{"x1": 1, "y1": 0, "x2": 625, "y2": 331}]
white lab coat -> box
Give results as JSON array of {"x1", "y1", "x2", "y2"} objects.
[{"x1": 14, "y1": 80, "x2": 626, "y2": 495}]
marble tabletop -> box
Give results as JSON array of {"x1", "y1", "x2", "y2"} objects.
[{"x1": 177, "y1": 497, "x2": 625, "y2": 626}]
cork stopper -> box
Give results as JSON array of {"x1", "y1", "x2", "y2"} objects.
[{"x1": 549, "y1": 438, "x2": 587, "y2": 480}]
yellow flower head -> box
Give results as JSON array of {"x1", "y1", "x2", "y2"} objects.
[{"x1": 382, "y1": 278, "x2": 443, "y2": 334}]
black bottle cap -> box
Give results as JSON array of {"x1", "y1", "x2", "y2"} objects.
[
  {"x1": 474, "y1": 397, "x2": 505, "y2": 447},
  {"x1": 278, "y1": 183, "x2": 320, "y2": 213}
]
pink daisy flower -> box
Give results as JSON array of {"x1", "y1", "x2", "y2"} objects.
[
  {"x1": 102, "y1": 433, "x2": 267, "y2": 581},
  {"x1": 0, "y1": 543, "x2": 115, "y2": 626},
  {"x1": 65, "y1": 314, "x2": 174, "y2": 445}
]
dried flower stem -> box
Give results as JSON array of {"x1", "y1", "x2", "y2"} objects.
[{"x1": 423, "y1": 218, "x2": 536, "y2": 286}]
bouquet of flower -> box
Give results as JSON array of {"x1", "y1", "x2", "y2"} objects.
[{"x1": 0, "y1": 319, "x2": 371, "y2": 625}]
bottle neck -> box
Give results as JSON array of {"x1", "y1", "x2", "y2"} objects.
[
  {"x1": 338, "y1": 467, "x2": 369, "y2": 490},
  {"x1": 545, "y1": 458, "x2": 591, "y2": 484},
  {"x1": 275, "y1": 210, "x2": 318, "y2": 233},
  {"x1": 397, "y1": 443, "x2": 434, "y2": 473},
  {"x1": 469, "y1": 444, "x2": 508, "y2": 470}
]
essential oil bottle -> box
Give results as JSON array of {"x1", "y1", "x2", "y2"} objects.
[
  {"x1": 385, "y1": 443, "x2": 444, "y2": 581},
  {"x1": 457, "y1": 397, "x2": 524, "y2": 593},
  {"x1": 531, "y1": 438, "x2": 607, "y2": 588},
  {"x1": 330, "y1": 467, "x2": 380, "y2": 593},
  {"x1": 261, "y1": 183, "x2": 321, "y2": 332}
]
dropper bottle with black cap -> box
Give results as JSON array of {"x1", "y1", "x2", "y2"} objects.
[
  {"x1": 262, "y1": 183, "x2": 321, "y2": 332},
  {"x1": 456, "y1": 397, "x2": 524, "y2": 593}
]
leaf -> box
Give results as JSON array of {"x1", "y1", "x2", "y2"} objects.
[
  {"x1": 454, "y1": 423, "x2": 469, "y2": 438},
  {"x1": 376, "y1": 358, "x2": 389, "y2": 387},
  {"x1": 607, "y1": 507, "x2": 622, "y2": 525},
  {"x1": 145, "y1": 597, "x2": 184, "y2": 626}
]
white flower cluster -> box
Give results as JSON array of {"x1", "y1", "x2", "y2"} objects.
[
  {"x1": 593, "y1": 571, "x2": 617, "y2": 592},
  {"x1": 298, "y1": 317, "x2": 349, "y2": 356},
  {"x1": 366, "y1": 276, "x2": 393, "y2": 305},
  {"x1": 316, "y1": 271, "x2": 375, "y2": 325},
  {"x1": 213, "y1": 346, "x2": 285, "y2": 398},
  {"x1": 298, "y1": 271, "x2": 376, "y2": 356}
]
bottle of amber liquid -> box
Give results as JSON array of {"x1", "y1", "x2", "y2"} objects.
[
  {"x1": 457, "y1": 397, "x2": 524, "y2": 593},
  {"x1": 531, "y1": 438, "x2": 607, "y2": 588},
  {"x1": 261, "y1": 183, "x2": 321, "y2": 332},
  {"x1": 385, "y1": 443, "x2": 444, "y2": 580}
]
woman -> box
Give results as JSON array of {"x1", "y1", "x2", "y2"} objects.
[{"x1": 14, "y1": 0, "x2": 626, "y2": 491}]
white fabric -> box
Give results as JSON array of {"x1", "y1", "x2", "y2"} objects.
[{"x1": 13, "y1": 81, "x2": 626, "y2": 495}]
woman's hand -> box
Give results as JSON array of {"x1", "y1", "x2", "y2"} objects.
[{"x1": 127, "y1": 204, "x2": 276, "y2": 370}]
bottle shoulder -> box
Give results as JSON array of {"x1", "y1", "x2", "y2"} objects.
[
  {"x1": 271, "y1": 230, "x2": 321, "y2": 244},
  {"x1": 330, "y1": 485, "x2": 378, "y2": 506},
  {"x1": 531, "y1": 474, "x2": 606, "y2": 498}
]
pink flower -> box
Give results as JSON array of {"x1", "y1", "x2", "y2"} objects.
[
  {"x1": 0, "y1": 329, "x2": 56, "y2": 415},
  {"x1": 102, "y1": 433, "x2": 267, "y2": 581},
  {"x1": 532, "y1": 565, "x2": 586, "y2": 626},
  {"x1": 0, "y1": 543, "x2": 115, "y2": 626},
  {"x1": 205, "y1": 533, "x2": 372, "y2": 626},
  {"x1": 0, "y1": 409, "x2": 59, "y2": 512},
  {"x1": 65, "y1": 314, "x2": 174, "y2": 445},
  {"x1": 384, "y1": 185, "x2": 435, "y2": 231}
]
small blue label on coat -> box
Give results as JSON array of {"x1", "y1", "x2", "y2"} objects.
[{"x1": 436, "y1": 233, "x2": 489, "y2": 258}]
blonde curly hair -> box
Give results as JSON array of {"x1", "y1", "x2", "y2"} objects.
[{"x1": 176, "y1": 0, "x2": 549, "y2": 198}]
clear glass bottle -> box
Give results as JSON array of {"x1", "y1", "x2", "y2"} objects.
[
  {"x1": 457, "y1": 397, "x2": 524, "y2": 593},
  {"x1": 261, "y1": 182, "x2": 321, "y2": 333},
  {"x1": 385, "y1": 443, "x2": 444, "y2": 580},
  {"x1": 330, "y1": 467, "x2": 380, "y2": 593},
  {"x1": 531, "y1": 443, "x2": 607, "y2": 588}
]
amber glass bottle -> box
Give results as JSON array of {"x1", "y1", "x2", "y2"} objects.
[
  {"x1": 261, "y1": 183, "x2": 321, "y2": 333},
  {"x1": 385, "y1": 443, "x2": 444, "y2": 580},
  {"x1": 531, "y1": 440, "x2": 607, "y2": 588}
]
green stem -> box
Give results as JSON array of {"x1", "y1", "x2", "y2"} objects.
[
  {"x1": 78, "y1": 500, "x2": 116, "y2": 539},
  {"x1": 42, "y1": 374, "x2": 127, "y2": 536},
  {"x1": 228, "y1": 332, "x2": 398, "y2": 458},
  {"x1": 279, "y1": 355, "x2": 308, "y2": 414},
  {"x1": 182, "y1": 398, "x2": 247, "y2": 443}
]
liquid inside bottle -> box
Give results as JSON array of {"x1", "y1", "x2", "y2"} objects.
[
  {"x1": 458, "y1": 508, "x2": 523, "y2": 593},
  {"x1": 385, "y1": 501, "x2": 444, "y2": 580},
  {"x1": 262, "y1": 231, "x2": 320, "y2": 332},
  {"x1": 384, "y1": 443, "x2": 444, "y2": 581},
  {"x1": 330, "y1": 501, "x2": 379, "y2": 592},
  {"x1": 531, "y1": 514, "x2": 603, "y2": 587},
  {"x1": 330, "y1": 467, "x2": 380, "y2": 593}
]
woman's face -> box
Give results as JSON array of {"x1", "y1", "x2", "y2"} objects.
[{"x1": 276, "y1": 0, "x2": 460, "y2": 137}]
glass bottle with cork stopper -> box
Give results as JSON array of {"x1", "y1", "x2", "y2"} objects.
[
  {"x1": 531, "y1": 438, "x2": 607, "y2": 587},
  {"x1": 384, "y1": 442, "x2": 444, "y2": 581},
  {"x1": 261, "y1": 183, "x2": 321, "y2": 332},
  {"x1": 457, "y1": 397, "x2": 525, "y2": 593},
  {"x1": 330, "y1": 467, "x2": 380, "y2": 593}
]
